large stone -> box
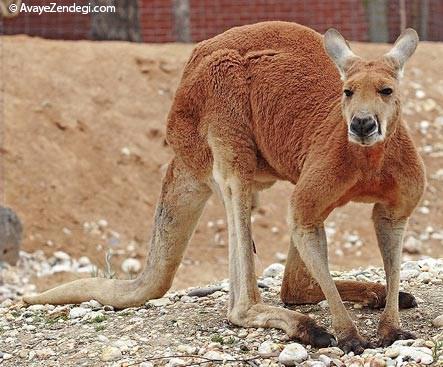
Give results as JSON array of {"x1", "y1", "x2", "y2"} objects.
[
  {"x1": 432, "y1": 314, "x2": 443, "y2": 327},
  {"x1": 278, "y1": 343, "x2": 308, "y2": 366},
  {"x1": 0, "y1": 207, "x2": 22, "y2": 265},
  {"x1": 258, "y1": 340, "x2": 282, "y2": 357},
  {"x1": 121, "y1": 258, "x2": 142, "y2": 273},
  {"x1": 69, "y1": 307, "x2": 91, "y2": 319},
  {"x1": 100, "y1": 346, "x2": 122, "y2": 362},
  {"x1": 263, "y1": 263, "x2": 285, "y2": 277}
]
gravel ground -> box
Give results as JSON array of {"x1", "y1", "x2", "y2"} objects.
[{"x1": 0, "y1": 258, "x2": 442, "y2": 366}]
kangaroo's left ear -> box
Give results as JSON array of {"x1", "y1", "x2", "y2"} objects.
[{"x1": 385, "y1": 28, "x2": 419, "y2": 78}]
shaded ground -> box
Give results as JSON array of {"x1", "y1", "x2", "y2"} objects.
[{"x1": 1, "y1": 36, "x2": 443, "y2": 291}]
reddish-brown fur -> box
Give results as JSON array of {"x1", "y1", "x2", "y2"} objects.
[{"x1": 24, "y1": 21, "x2": 425, "y2": 353}]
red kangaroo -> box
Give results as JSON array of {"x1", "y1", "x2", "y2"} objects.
[{"x1": 24, "y1": 22, "x2": 425, "y2": 353}]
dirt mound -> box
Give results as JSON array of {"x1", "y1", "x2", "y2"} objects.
[{"x1": 2, "y1": 36, "x2": 443, "y2": 291}]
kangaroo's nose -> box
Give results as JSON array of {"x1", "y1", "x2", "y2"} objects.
[{"x1": 350, "y1": 116, "x2": 377, "y2": 137}]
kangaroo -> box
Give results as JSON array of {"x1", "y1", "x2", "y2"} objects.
[{"x1": 24, "y1": 22, "x2": 425, "y2": 353}]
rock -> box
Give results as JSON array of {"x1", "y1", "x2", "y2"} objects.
[
  {"x1": 278, "y1": 343, "x2": 308, "y2": 365},
  {"x1": 347, "y1": 357, "x2": 364, "y2": 367},
  {"x1": 18, "y1": 350, "x2": 28, "y2": 359},
  {"x1": 275, "y1": 251, "x2": 287, "y2": 261},
  {"x1": 202, "y1": 351, "x2": 234, "y2": 361},
  {"x1": 27, "y1": 304, "x2": 47, "y2": 312},
  {"x1": 97, "y1": 335, "x2": 109, "y2": 343},
  {"x1": 82, "y1": 310, "x2": 105, "y2": 322},
  {"x1": 415, "y1": 90, "x2": 425, "y2": 98},
  {"x1": 400, "y1": 269, "x2": 420, "y2": 281},
  {"x1": 318, "y1": 300, "x2": 329, "y2": 309},
  {"x1": 83, "y1": 299, "x2": 102, "y2": 310},
  {"x1": 100, "y1": 346, "x2": 122, "y2": 362},
  {"x1": 121, "y1": 258, "x2": 142, "y2": 273},
  {"x1": 258, "y1": 340, "x2": 281, "y2": 357},
  {"x1": 369, "y1": 358, "x2": 386, "y2": 367},
  {"x1": 302, "y1": 361, "x2": 326, "y2": 367},
  {"x1": 177, "y1": 344, "x2": 198, "y2": 354},
  {"x1": 392, "y1": 339, "x2": 415, "y2": 346},
  {"x1": 69, "y1": 307, "x2": 90, "y2": 319},
  {"x1": 113, "y1": 338, "x2": 136, "y2": 352},
  {"x1": 432, "y1": 314, "x2": 443, "y2": 327},
  {"x1": 403, "y1": 237, "x2": 422, "y2": 254},
  {"x1": 395, "y1": 346, "x2": 433, "y2": 365},
  {"x1": 2, "y1": 353, "x2": 13, "y2": 360},
  {"x1": 121, "y1": 147, "x2": 131, "y2": 156},
  {"x1": 168, "y1": 358, "x2": 186, "y2": 366},
  {"x1": 179, "y1": 295, "x2": 196, "y2": 303},
  {"x1": 0, "y1": 207, "x2": 22, "y2": 265},
  {"x1": 35, "y1": 348, "x2": 55, "y2": 359},
  {"x1": 140, "y1": 363, "x2": 154, "y2": 367},
  {"x1": 318, "y1": 347, "x2": 344, "y2": 357},
  {"x1": 318, "y1": 355, "x2": 332, "y2": 366},
  {"x1": 97, "y1": 219, "x2": 108, "y2": 229},
  {"x1": 147, "y1": 297, "x2": 172, "y2": 307},
  {"x1": 384, "y1": 347, "x2": 400, "y2": 358},
  {"x1": 417, "y1": 272, "x2": 431, "y2": 283},
  {"x1": 263, "y1": 263, "x2": 285, "y2": 277},
  {"x1": 187, "y1": 286, "x2": 223, "y2": 297},
  {"x1": 53, "y1": 250, "x2": 71, "y2": 261}
]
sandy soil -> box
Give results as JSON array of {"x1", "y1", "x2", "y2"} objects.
[{"x1": 1, "y1": 35, "x2": 443, "y2": 291}]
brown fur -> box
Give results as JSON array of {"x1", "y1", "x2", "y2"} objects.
[{"x1": 24, "y1": 22, "x2": 425, "y2": 353}]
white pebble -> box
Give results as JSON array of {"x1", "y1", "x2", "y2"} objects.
[
  {"x1": 278, "y1": 343, "x2": 308, "y2": 365},
  {"x1": 121, "y1": 147, "x2": 131, "y2": 156},
  {"x1": 121, "y1": 258, "x2": 142, "y2": 273},
  {"x1": 263, "y1": 263, "x2": 285, "y2": 277},
  {"x1": 69, "y1": 307, "x2": 90, "y2": 319},
  {"x1": 258, "y1": 340, "x2": 281, "y2": 357},
  {"x1": 100, "y1": 346, "x2": 122, "y2": 362},
  {"x1": 432, "y1": 314, "x2": 443, "y2": 328}
]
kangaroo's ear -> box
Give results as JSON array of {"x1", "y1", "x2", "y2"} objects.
[
  {"x1": 324, "y1": 28, "x2": 359, "y2": 80},
  {"x1": 385, "y1": 28, "x2": 419, "y2": 78}
]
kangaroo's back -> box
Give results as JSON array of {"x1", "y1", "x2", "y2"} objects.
[{"x1": 166, "y1": 21, "x2": 342, "y2": 181}]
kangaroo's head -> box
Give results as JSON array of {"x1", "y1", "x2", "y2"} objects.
[{"x1": 324, "y1": 28, "x2": 418, "y2": 147}]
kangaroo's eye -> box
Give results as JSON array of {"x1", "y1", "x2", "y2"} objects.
[
  {"x1": 344, "y1": 89, "x2": 353, "y2": 97},
  {"x1": 379, "y1": 87, "x2": 393, "y2": 96}
]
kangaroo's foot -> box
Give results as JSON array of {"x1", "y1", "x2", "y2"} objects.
[
  {"x1": 378, "y1": 327, "x2": 416, "y2": 347},
  {"x1": 24, "y1": 158, "x2": 211, "y2": 307},
  {"x1": 337, "y1": 329, "x2": 374, "y2": 354},
  {"x1": 229, "y1": 303, "x2": 336, "y2": 348}
]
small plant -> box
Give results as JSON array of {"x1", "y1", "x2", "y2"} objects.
[
  {"x1": 104, "y1": 250, "x2": 116, "y2": 279},
  {"x1": 432, "y1": 338, "x2": 443, "y2": 363},
  {"x1": 88, "y1": 314, "x2": 106, "y2": 324},
  {"x1": 46, "y1": 314, "x2": 68, "y2": 325},
  {"x1": 118, "y1": 311, "x2": 133, "y2": 317},
  {"x1": 210, "y1": 334, "x2": 224, "y2": 344},
  {"x1": 90, "y1": 250, "x2": 117, "y2": 279},
  {"x1": 95, "y1": 324, "x2": 105, "y2": 332},
  {"x1": 10, "y1": 310, "x2": 20, "y2": 318},
  {"x1": 224, "y1": 336, "x2": 236, "y2": 345}
]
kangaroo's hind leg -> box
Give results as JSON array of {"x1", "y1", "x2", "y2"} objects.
[{"x1": 24, "y1": 157, "x2": 211, "y2": 308}]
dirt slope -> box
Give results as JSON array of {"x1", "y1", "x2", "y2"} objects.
[{"x1": 1, "y1": 35, "x2": 443, "y2": 291}]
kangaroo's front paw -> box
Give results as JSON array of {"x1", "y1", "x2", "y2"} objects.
[
  {"x1": 378, "y1": 328, "x2": 416, "y2": 347},
  {"x1": 338, "y1": 332, "x2": 373, "y2": 354}
]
